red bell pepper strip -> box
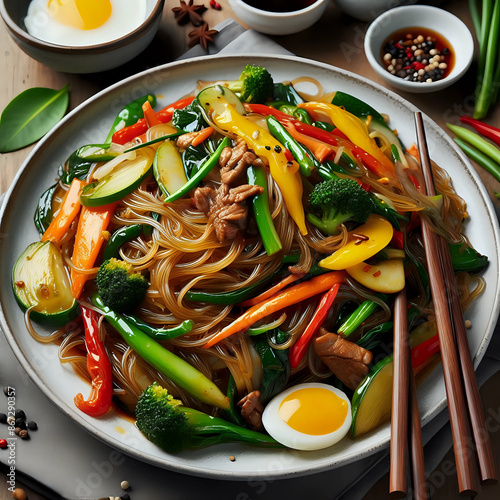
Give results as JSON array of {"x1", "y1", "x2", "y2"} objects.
[
  {"x1": 289, "y1": 283, "x2": 342, "y2": 369},
  {"x1": 74, "y1": 306, "x2": 113, "y2": 417},
  {"x1": 112, "y1": 96, "x2": 195, "y2": 145},
  {"x1": 459, "y1": 115, "x2": 500, "y2": 148},
  {"x1": 390, "y1": 230, "x2": 404, "y2": 250},
  {"x1": 411, "y1": 334, "x2": 440, "y2": 370}
]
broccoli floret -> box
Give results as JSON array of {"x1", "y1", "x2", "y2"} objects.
[
  {"x1": 307, "y1": 178, "x2": 373, "y2": 235},
  {"x1": 96, "y1": 258, "x2": 148, "y2": 313},
  {"x1": 135, "y1": 383, "x2": 279, "y2": 453},
  {"x1": 226, "y1": 65, "x2": 274, "y2": 104}
]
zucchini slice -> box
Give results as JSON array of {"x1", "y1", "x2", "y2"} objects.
[
  {"x1": 153, "y1": 140, "x2": 189, "y2": 197},
  {"x1": 80, "y1": 147, "x2": 155, "y2": 207},
  {"x1": 197, "y1": 85, "x2": 246, "y2": 117},
  {"x1": 12, "y1": 241, "x2": 79, "y2": 326}
]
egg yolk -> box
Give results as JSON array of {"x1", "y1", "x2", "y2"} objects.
[
  {"x1": 47, "y1": 0, "x2": 112, "y2": 30},
  {"x1": 278, "y1": 388, "x2": 348, "y2": 435}
]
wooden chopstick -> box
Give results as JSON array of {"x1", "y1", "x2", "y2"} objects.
[
  {"x1": 414, "y1": 111, "x2": 497, "y2": 485},
  {"x1": 390, "y1": 288, "x2": 410, "y2": 497},
  {"x1": 409, "y1": 365, "x2": 428, "y2": 500},
  {"x1": 391, "y1": 288, "x2": 428, "y2": 499}
]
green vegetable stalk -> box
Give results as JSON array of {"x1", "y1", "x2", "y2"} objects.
[
  {"x1": 164, "y1": 137, "x2": 230, "y2": 202},
  {"x1": 135, "y1": 383, "x2": 278, "y2": 453},
  {"x1": 103, "y1": 225, "x2": 143, "y2": 261},
  {"x1": 266, "y1": 115, "x2": 315, "y2": 176},
  {"x1": 454, "y1": 137, "x2": 500, "y2": 183},
  {"x1": 123, "y1": 314, "x2": 194, "y2": 341},
  {"x1": 92, "y1": 294, "x2": 230, "y2": 410},
  {"x1": 337, "y1": 299, "x2": 382, "y2": 337},
  {"x1": 472, "y1": 0, "x2": 500, "y2": 118},
  {"x1": 246, "y1": 162, "x2": 283, "y2": 256}
]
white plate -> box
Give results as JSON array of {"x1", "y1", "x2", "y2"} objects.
[{"x1": 1, "y1": 54, "x2": 499, "y2": 480}]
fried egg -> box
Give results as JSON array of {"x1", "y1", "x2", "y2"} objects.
[
  {"x1": 262, "y1": 383, "x2": 352, "y2": 451},
  {"x1": 25, "y1": 0, "x2": 147, "y2": 47}
]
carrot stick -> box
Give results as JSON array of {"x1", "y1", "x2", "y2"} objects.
[
  {"x1": 202, "y1": 271, "x2": 346, "y2": 349},
  {"x1": 71, "y1": 202, "x2": 117, "y2": 299},
  {"x1": 191, "y1": 127, "x2": 214, "y2": 147},
  {"x1": 142, "y1": 101, "x2": 161, "y2": 128},
  {"x1": 283, "y1": 121, "x2": 336, "y2": 163},
  {"x1": 41, "y1": 178, "x2": 86, "y2": 243},
  {"x1": 239, "y1": 272, "x2": 304, "y2": 308}
]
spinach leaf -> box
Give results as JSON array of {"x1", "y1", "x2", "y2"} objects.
[
  {"x1": 0, "y1": 85, "x2": 69, "y2": 153},
  {"x1": 253, "y1": 330, "x2": 290, "y2": 404},
  {"x1": 33, "y1": 183, "x2": 57, "y2": 234},
  {"x1": 172, "y1": 101, "x2": 206, "y2": 132},
  {"x1": 182, "y1": 144, "x2": 211, "y2": 179}
]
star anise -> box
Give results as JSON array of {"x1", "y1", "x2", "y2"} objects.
[
  {"x1": 188, "y1": 23, "x2": 218, "y2": 50},
  {"x1": 172, "y1": 0, "x2": 207, "y2": 27}
]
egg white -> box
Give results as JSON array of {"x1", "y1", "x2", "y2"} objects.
[
  {"x1": 24, "y1": 0, "x2": 147, "y2": 47},
  {"x1": 262, "y1": 382, "x2": 352, "y2": 451}
]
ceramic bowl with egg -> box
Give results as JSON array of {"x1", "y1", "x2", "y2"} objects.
[
  {"x1": 0, "y1": 0, "x2": 165, "y2": 73},
  {"x1": 229, "y1": 0, "x2": 328, "y2": 35},
  {"x1": 364, "y1": 5, "x2": 474, "y2": 93}
]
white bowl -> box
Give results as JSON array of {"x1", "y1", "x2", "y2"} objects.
[
  {"x1": 364, "y1": 5, "x2": 474, "y2": 93},
  {"x1": 0, "y1": 0, "x2": 164, "y2": 73},
  {"x1": 229, "y1": 0, "x2": 328, "y2": 35}
]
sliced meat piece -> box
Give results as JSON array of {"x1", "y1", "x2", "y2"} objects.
[
  {"x1": 192, "y1": 185, "x2": 216, "y2": 213},
  {"x1": 314, "y1": 327, "x2": 373, "y2": 390},
  {"x1": 237, "y1": 390, "x2": 264, "y2": 431}
]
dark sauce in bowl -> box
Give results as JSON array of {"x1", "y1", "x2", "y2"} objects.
[
  {"x1": 242, "y1": 0, "x2": 318, "y2": 13},
  {"x1": 380, "y1": 27, "x2": 455, "y2": 83}
]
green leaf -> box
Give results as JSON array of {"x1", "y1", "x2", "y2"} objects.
[{"x1": 0, "y1": 85, "x2": 69, "y2": 153}]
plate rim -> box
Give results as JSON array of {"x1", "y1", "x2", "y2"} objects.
[{"x1": 1, "y1": 52, "x2": 499, "y2": 480}]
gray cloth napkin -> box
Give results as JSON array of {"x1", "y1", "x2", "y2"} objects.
[{"x1": 1, "y1": 20, "x2": 499, "y2": 500}]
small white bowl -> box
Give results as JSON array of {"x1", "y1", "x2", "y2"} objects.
[
  {"x1": 229, "y1": 0, "x2": 328, "y2": 35},
  {"x1": 364, "y1": 5, "x2": 474, "y2": 93},
  {"x1": 0, "y1": 0, "x2": 164, "y2": 74}
]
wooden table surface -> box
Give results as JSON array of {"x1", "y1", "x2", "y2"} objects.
[{"x1": 1, "y1": 0, "x2": 500, "y2": 499}]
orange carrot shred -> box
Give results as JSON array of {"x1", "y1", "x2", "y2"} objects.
[
  {"x1": 191, "y1": 127, "x2": 214, "y2": 147},
  {"x1": 202, "y1": 271, "x2": 346, "y2": 349},
  {"x1": 142, "y1": 101, "x2": 161, "y2": 128},
  {"x1": 41, "y1": 178, "x2": 86, "y2": 243},
  {"x1": 239, "y1": 272, "x2": 304, "y2": 308}
]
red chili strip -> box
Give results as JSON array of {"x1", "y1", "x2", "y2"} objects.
[
  {"x1": 112, "y1": 95, "x2": 195, "y2": 145},
  {"x1": 74, "y1": 305, "x2": 113, "y2": 417},
  {"x1": 411, "y1": 334, "x2": 440, "y2": 370},
  {"x1": 289, "y1": 283, "x2": 341, "y2": 369}
]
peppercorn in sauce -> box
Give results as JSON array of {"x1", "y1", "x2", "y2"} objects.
[{"x1": 381, "y1": 27, "x2": 455, "y2": 83}]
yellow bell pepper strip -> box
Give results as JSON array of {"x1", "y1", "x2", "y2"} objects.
[
  {"x1": 41, "y1": 178, "x2": 87, "y2": 243},
  {"x1": 319, "y1": 214, "x2": 393, "y2": 270},
  {"x1": 298, "y1": 102, "x2": 396, "y2": 178},
  {"x1": 202, "y1": 271, "x2": 346, "y2": 349},
  {"x1": 71, "y1": 202, "x2": 117, "y2": 299},
  {"x1": 208, "y1": 97, "x2": 307, "y2": 235}
]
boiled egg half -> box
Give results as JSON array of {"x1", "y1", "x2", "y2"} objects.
[
  {"x1": 25, "y1": 0, "x2": 147, "y2": 47},
  {"x1": 262, "y1": 383, "x2": 352, "y2": 451}
]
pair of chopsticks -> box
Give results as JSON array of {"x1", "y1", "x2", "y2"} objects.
[
  {"x1": 390, "y1": 112, "x2": 497, "y2": 497},
  {"x1": 390, "y1": 288, "x2": 427, "y2": 499}
]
